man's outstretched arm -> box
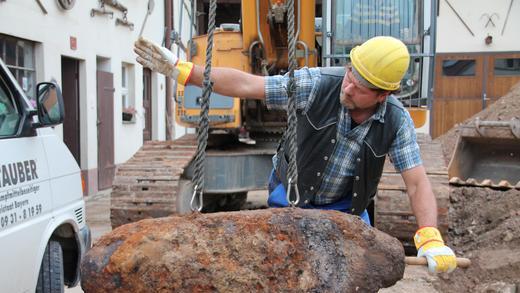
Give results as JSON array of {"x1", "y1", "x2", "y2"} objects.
[
  {"x1": 188, "y1": 65, "x2": 265, "y2": 100},
  {"x1": 134, "y1": 37, "x2": 265, "y2": 100}
]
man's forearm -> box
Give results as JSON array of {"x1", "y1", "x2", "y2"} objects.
[
  {"x1": 187, "y1": 64, "x2": 266, "y2": 100},
  {"x1": 408, "y1": 179, "x2": 438, "y2": 228},
  {"x1": 401, "y1": 166, "x2": 438, "y2": 228}
]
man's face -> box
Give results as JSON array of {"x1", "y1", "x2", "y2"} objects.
[{"x1": 339, "y1": 67, "x2": 388, "y2": 111}]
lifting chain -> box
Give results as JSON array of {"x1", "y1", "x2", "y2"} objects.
[
  {"x1": 190, "y1": 0, "x2": 217, "y2": 212},
  {"x1": 285, "y1": 0, "x2": 300, "y2": 207}
]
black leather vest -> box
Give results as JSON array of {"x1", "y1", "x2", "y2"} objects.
[{"x1": 275, "y1": 67, "x2": 404, "y2": 215}]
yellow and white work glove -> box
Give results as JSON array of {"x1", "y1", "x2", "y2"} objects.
[
  {"x1": 414, "y1": 227, "x2": 457, "y2": 273},
  {"x1": 134, "y1": 37, "x2": 194, "y2": 85}
]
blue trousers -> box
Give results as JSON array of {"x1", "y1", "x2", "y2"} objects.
[{"x1": 267, "y1": 170, "x2": 371, "y2": 226}]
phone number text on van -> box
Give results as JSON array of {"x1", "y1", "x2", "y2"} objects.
[{"x1": 0, "y1": 203, "x2": 43, "y2": 229}]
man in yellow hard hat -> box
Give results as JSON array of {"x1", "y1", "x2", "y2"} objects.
[{"x1": 134, "y1": 35, "x2": 457, "y2": 274}]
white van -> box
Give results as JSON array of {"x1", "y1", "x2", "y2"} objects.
[{"x1": 0, "y1": 57, "x2": 91, "y2": 292}]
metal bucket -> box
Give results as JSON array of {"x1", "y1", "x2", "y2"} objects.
[{"x1": 448, "y1": 118, "x2": 520, "y2": 189}]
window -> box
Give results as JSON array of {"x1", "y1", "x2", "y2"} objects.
[
  {"x1": 329, "y1": 0, "x2": 420, "y2": 95},
  {"x1": 0, "y1": 77, "x2": 21, "y2": 137},
  {"x1": 0, "y1": 35, "x2": 36, "y2": 106},
  {"x1": 121, "y1": 65, "x2": 129, "y2": 107},
  {"x1": 442, "y1": 60, "x2": 476, "y2": 76},
  {"x1": 332, "y1": 0, "x2": 419, "y2": 52},
  {"x1": 494, "y1": 58, "x2": 520, "y2": 76},
  {"x1": 121, "y1": 63, "x2": 135, "y2": 122}
]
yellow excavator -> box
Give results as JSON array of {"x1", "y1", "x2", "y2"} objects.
[
  {"x1": 176, "y1": 1, "x2": 316, "y2": 133},
  {"x1": 111, "y1": 0, "x2": 446, "y2": 251}
]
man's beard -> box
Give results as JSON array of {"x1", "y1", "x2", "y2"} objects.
[{"x1": 339, "y1": 90, "x2": 355, "y2": 110}]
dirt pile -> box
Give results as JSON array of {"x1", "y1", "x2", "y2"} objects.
[
  {"x1": 434, "y1": 187, "x2": 520, "y2": 292},
  {"x1": 436, "y1": 82, "x2": 520, "y2": 166},
  {"x1": 434, "y1": 83, "x2": 520, "y2": 292}
]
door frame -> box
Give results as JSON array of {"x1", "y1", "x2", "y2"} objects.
[{"x1": 60, "y1": 57, "x2": 81, "y2": 165}]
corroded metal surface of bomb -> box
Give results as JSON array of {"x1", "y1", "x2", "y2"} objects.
[{"x1": 81, "y1": 208, "x2": 405, "y2": 292}]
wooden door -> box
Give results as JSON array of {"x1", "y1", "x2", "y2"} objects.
[
  {"x1": 432, "y1": 52, "x2": 520, "y2": 138},
  {"x1": 61, "y1": 57, "x2": 81, "y2": 165},
  {"x1": 97, "y1": 71, "x2": 115, "y2": 190},
  {"x1": 432, "y1": 54, "x2": 484, "y2": 138},
  {"x1": 485, "y1": 53, "x2": 520, "y2": 106},
  {"x1": 143, "y1": 68, "x2": 152, "y2": 141}
]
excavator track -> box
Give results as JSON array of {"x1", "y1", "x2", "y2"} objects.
[
  {"x1": 111, "y1": 132, "x2": 450, "y2": 250},
  {"x1": 110, "y1": 134, "x2": 198, "y2": 229},
  {"x1": 375, "y1": 133, "x2": 450, "y2": 250}
]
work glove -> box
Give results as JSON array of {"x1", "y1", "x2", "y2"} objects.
[
  {"x1": 414, "y1": 227, "x2": 457, "y2": 273},
  {"x1": 134, "y1": 37, "x2": 193, "y2": 85}
]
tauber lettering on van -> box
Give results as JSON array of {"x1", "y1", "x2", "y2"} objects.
[
  {"x1": 0, "y1": 160, "x2": 38, "y2": 187},
  {"x1": 0, "y1": 56, "x2": 91, "y2": 293}
]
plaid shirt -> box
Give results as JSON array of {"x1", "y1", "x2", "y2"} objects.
[{"x1": 265, "y1": 67, "x2": 422, "y2": 205}]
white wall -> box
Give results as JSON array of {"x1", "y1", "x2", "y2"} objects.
[
  {"x1": 0, "y1": 1, "x2": 169, "y2": 170},
  {"x1": 437, "y1": 0, "x2": 520, "y2": 52}
]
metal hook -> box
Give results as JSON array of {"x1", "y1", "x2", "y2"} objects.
[
  {"x1": 286, "y1": 178, "x2": 300, "y2": 207},
  {"x1": 190, "y1": 184, "x2": 203, "y2": 212}
]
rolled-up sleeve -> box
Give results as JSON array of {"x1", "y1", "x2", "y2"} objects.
[
  {"x1": 264, "y1": 67, "x2": 320, "y2": 111},
  {"x1": 388, "y1": 111, "x2": 423, "y2": 172}
]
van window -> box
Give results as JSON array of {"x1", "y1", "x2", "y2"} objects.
[{"x1": 0, "y1": 78, "x2": 20, "y2": 137}]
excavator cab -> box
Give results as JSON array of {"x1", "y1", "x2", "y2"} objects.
[{"x1": 448, "y1": 118, "x2": 520, "y2": 189}]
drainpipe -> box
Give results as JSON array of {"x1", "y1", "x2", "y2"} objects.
[{"x1": 165, "y1": 0, "x2": 174, "y2": 140}]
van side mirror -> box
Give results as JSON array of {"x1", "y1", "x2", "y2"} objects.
[{"x1": 36, "y1": 82, "x2": 65, "y2": 127}]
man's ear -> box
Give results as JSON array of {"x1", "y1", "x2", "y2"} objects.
[{"x1": 377, "y1": 91, "x2": 391, "y2": 103}]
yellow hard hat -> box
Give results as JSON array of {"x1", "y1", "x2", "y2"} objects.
[{"x1": 350, "y1": 36, "x2": 410, "y2": 91}]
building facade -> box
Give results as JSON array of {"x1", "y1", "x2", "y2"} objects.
[
  {"x1": 0, "y1": 0, "x2": 195, "y2": 195},
  {"x1": 433, "y1": 0, "x2": 520, "y2": 137}
]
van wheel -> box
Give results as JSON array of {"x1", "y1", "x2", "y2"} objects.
[{"x1": 36, "y1": 240, "x2": 64, "y2": 293}]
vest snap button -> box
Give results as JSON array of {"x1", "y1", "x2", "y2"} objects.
[
  {"x1": 331, "y1": 139, "x2": 336, "y2": 144},
  {"x1": 353, "y1": 193, "x2": 358, "y2": 197},
  {"x1": 304, "y1": 199, "x2": 309, "y2": 204},
  {"x1": 310, "y1": 186, "x2": 314, "y2": 191},
  {"x1": 324, "y1": 156, "x2": 328, "y2": 161},
  {"x1": 351, "y1": 208, "x2": 355, "y2": 212},
  {"x1": 356, "y1": 158, "x2": 361, "y2": 163},
  {"x1": 355, "y1": 176, "x2": 360, "y2": 181},
  {"x1": 317, "y1": 172, "x2": 321, "y2": 177}
]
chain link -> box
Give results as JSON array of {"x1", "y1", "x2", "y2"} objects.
[{"x1": 190, "y1": 185, "x2": 203, "y2": 212}]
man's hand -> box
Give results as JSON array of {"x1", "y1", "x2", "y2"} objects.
[
  {"x1": 414, "y1": 227, "x2": 457, "y2": 273},
  {"x1": 134, "y1": 37, "x2": 180, "y2": 79}
]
